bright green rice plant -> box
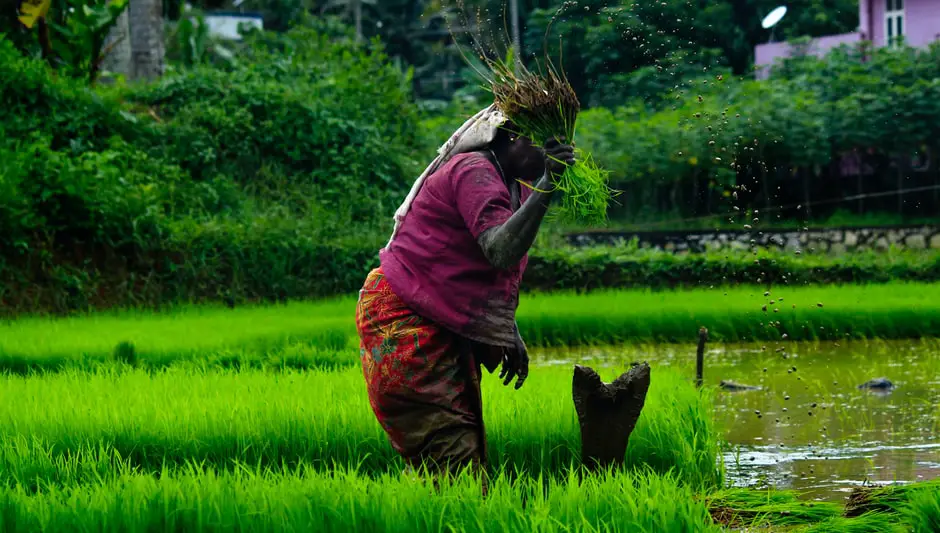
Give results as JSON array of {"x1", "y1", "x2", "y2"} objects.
[
  {"x1": 902, "y1": 484, "x2": 940, "y2": 533},
  {"x1": 0, "y1": 366, "x2": 722, "y2": 490},
  {"x1": 798, "y1": 513, "x2": 907, "y2": 533},
  {"x1": 793, "y1": 480, "x2": 940, "y2": 533},
  {"x1": 0, "y1": 465, "x2": 721, "y2": 533},
  {"x1": 2, "y1": 282, "x2": 939, "y2": 374},
  {"x1": 483, "y1": 53, "x2": 616, "y2": 226},
  {"x1": 845, "y1": 479, "x2": 940, "y2": 519}
]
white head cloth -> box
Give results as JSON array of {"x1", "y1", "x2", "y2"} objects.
[{"x1": 384, "y1": 104, "x2": 508, "y2": 250}]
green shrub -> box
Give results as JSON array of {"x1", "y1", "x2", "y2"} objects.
[
  {"x1": 2, "y1": 229, "x2": 937, "y2": 314},
  {"x1": 524, "y1": 245, "x2": 940, "y2": 291},
  {"x1": 0, "y1": 38, "x2": 146, "y2": 150},
  {"x1": 128, "y1": 26, "x2": 421, "y2": 222},
  {"x1": 0, "y1": 27, "x2": 421, "y2": 314},
  {"x1": 572, "y1": 42, "x2": 940, "y2": 223}
]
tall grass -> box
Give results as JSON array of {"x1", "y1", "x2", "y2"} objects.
[
  {"x1": 0, "y1": 366, "x2": 722, "y2": 490},
  {"x1": 903, "y1": 484, "x2": 940, "y2": 533},
  {"x1": 1, "y1": 283, "x2": 937, "y2": 372},
  {"x1": 0, "y1": 300, "x2": 353, "y2": 372},
  {"x1": 517, "y1": 283, "x2": 940, "y2": 346},
  {"x1": 0, "y1": 466, "x2": 720, "y2": 533}
]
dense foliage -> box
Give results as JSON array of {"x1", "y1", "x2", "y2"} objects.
[
  {"x1": 0, "y1": 0, "x2": 130, "y2": 82},
  {"x1": 214, "y1": 0, "x2": 857, "y2": 103},
  {"x1": 522, "y1": 0, "x2": 857, "y2": 103},
  {"x1": 573, "y1": 42, "x2": 940, "y2": 223},
  {"x1": 0, "y1": 28, "x2": 419, "y2": 312},
  {"x1": 3, "y1": 12, "x2": 940, "y2": 313}
]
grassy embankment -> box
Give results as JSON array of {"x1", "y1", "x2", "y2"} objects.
[{"x1": 1, "y1": 282, "x2": 938, "y2": 373}]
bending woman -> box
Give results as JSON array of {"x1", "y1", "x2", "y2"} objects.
[{"x1": 355, "y1": 104, "x2": 574, "y2": 488}]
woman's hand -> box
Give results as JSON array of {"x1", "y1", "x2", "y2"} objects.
[
  {"x1": 499, "y1": 328, "x2": 529, "y2": 389},
  {"x1": 544, "y1": 137, "x2": 576, "y2": 180}
]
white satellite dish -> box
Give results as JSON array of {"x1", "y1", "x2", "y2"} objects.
[{"x1": 761, "y1": 6, "x2": 787, "y2": 29}]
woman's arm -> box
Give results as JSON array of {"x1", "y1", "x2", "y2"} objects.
[
  {"x1": 477, "y1": 140, "x2": 574, "y2": 269},
  {"x1": 477, "y1": 172, "x2": 555, "y2": 269}
]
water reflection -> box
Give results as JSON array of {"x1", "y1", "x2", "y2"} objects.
[{"x1": 533, "y1": 339, "x2": 940, "y2": 501}]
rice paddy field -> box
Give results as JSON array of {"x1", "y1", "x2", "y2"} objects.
[{"x1": 1, "y1": 284, "x2": 938, "y2": 531}]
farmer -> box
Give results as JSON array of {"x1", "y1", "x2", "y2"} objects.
[{"x1": 355, "y1": 104, "x2": 575, "y2": 488}]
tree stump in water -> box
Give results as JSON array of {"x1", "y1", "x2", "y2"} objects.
[{"x1": 573, "y1": 362, "x2": 651, "y2": 471}]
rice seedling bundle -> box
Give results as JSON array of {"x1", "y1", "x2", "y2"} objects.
[
  {"x1": 485, "y1": 56, "x2": 614, "y2": 226},
  {"x1": 704, "y1": 488, "x2": 842, "y2": 528}
]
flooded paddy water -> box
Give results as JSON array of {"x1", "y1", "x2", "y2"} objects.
[{"x1": 533, "y1": 339, "x2": 940, "y2": 502}]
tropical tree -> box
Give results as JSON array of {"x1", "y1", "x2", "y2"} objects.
[
  {"x1": 100, "y1": 5, "x2": 131, "y2": 77},
  {"x1": 128, "y1": 0, "x2": 164, "y2": 79},
  {"x1": 319, "y1": 0, "x2": 376, "y2": 42}
]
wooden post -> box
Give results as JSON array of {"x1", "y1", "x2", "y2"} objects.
[
  {"x1": 696, "y1": 327, "x2": 708, "y2": 388},
  {"x1": 573, "y1": 363, "x2": 651, "y2": 471}
]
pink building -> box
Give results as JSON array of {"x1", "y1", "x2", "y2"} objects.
[{"x1": 754, "y1": 0, "x2": 940, "y2": 78}]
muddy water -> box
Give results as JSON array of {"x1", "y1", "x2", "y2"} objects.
[{"x1": 533, "y1": 340, "x2": 940, "y2": 502}]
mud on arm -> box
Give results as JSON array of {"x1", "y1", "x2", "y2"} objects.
[{"x1": 476, "y1": 173, "x2": 556, "y2": 270}]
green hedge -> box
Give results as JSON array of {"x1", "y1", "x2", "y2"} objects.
[
  {"x1": 3, "y1": 231, "x2": 938, "y2": 314},
  {"x1": 524, "y1": 246, "x2": 940, "y2": 291}
]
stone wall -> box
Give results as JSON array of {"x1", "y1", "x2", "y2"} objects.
[{"x1": 566, "y1": 225, "x2": 940, "y2": 253}]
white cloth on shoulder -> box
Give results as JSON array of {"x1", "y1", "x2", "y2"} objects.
[{"x1": 384, "y1": 104, "x2": 507, "y2": 250}]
